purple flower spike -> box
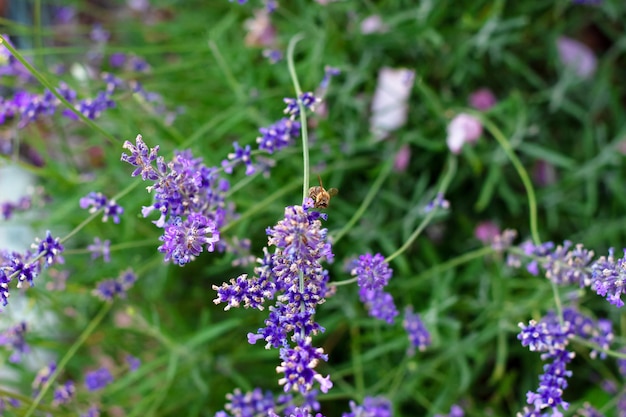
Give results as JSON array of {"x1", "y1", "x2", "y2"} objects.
[
  {"x1": 222, "y1": 142, "x2": 255, "y2": 175},
  {"x1": 121, "y1": 134, "x2": 160, "y2": 180},
  {"x1": 34, "y1": 231, "x2": 64, "y2": 267},
  {"x1": 257, "y1": 118, "x2": 301, "y2": 154},
  {"x1": 591, "y1": 248, "x2": 626, "y2": 307},
  {"x1": 351, "y1": 253, "x2": 397, "y2": 323},
  {"x1": 283, "y1": 92, "x2": 320, "y2": 118},
  {"x1": 403, "y1": 306, "x2": 431, "y2": 354},
  {"x1": 92, "y1": 268, "x2": 137, "y2": 301},
  {"x1": 103, "y1": 199, "x2": 124, "y2": 223},
  {"x1": 158, "y1": 214, "x2": 220, "y2": 266},
  {"x1": 352, "y1": 253, "x2": 392, "y2": 292},
  {"x1": 277, "y1": 336, "x2": 333, "y2": 394},
  {"x1": 0, "y1": 322, "x2": 30, "y2": 362},
  {"x1": 87, "y1": 237, "x2": 111, "y2": 262},
  {"x1": 84, "y1": 367, "x2": 113, "y2": 391},
  {"x1": 343, "y1": 396, "x2": 392, "y2": 417},
  {"x1": 53, "y1": 380, "x2": 75, "y2": 405}
]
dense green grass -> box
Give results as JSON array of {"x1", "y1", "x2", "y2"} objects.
[{"x1": 1, "y1": 0, "x2": 626, "y2": 416}]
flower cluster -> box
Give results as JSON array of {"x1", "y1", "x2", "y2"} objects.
[
  {"x1": 350, "y1": 253, "x2": 398, "y2": 324},
  {"x1": 32, "y1": 362, "x2": 57, "y2": 395},
  {"x1": 283, "y1": 92, "x2": 320, "y2": 118},
  {"x1": 53, "y1": 380, "x2": 75, "y2": 405},
  {"x1": 87, "y1": 237, "x2": 111, "y2": 262},
  {"x1": 343, "y1": 396, "x2": 392, "y2": 417},
  {"x1": 215, "y1": 387, "x2": 322, "y2": 417},
  {"x1": 508, "y1": 240, "x2": 626, "y2": 308},
  {"x1": 403, "y1": 306, "x2": 431, "y2": 355},
  {"x1": 1, "y1": 195, "x2": 32, "y2": 220},
  {"x1": 434, "y1": 404, "x2": 464, "y2": 417},
  {"x1": 214, "y1": 199, "x2": 333, "y2": 394},
  {"x1": 590, "y1": 248, "x2": 626, "y2": 308},
  {"x1": 121, "y1": 135, "x2": 223, "y2": 265},
  {"x1": 79, "y1": 192, "x2": 124, "y2": 224},
  {"x1": 424, "y1": 192, "x2": 450, "y2": 213},
  {"x1": 517, "y1": 308, "x2": 613, "y2": 416},
  {"x1": 92, "y1": 268, "x2": 137, "y2": 301},
  {"x1": 0, "y1": 322, "x2": 29, "y2": 362},
  {"x1": 0, "y1": 231, "x2": 64, "y2": 307},
  {"x1": 84, "y1": 367, "x2": 114, "y2": 392},
  {"x1": 222, "y1": 142, "x2": 255, "y2": 176},
  {"x1": 0, "y1": 81, "x2": 115, "y2": 129},
  {"x1": 257, "y1": 118, "x2": 301, "y2": 154}
]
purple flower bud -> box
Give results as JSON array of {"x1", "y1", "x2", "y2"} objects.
[
  {"x1": 84, "y1": 367, "x2": 114, "y2": 391},
  {"x1": 468, "y1": 88, "x2": 497, "y2": 111}
]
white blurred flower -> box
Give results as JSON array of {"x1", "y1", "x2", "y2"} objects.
[
  {"x1": 370, "y1": 68, "x2": 415, "y2": 140},
  {"x1": 446, "y1": 114, "x2": 482, "y2": 154}
]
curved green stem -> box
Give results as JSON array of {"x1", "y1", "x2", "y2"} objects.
[
  {"x1": 0, "y1": 35, "x2": 117, "y2": 144},
  {"x1": 476, "y1": 114, "x2": 541, "y2": 246},
  {"x1": 332, "y1": 159, "x2": 393, "y2": 245},
  {"x1": 25, "y1": 302, "x2": 112, "y2": 417},
  {"x1": 286, "y1": 33, "x2": 309, "y2": 202},
  {"x1": 385, "y1": 154, "x2": 457, "y2": 264}
]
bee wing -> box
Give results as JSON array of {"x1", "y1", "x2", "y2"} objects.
[{"x1": 328, "y1": 188, "x2": 339, "y2": 197}]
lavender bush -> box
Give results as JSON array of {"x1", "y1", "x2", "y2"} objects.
[{"x1": 0, "y1": 1, "x2": 624, "y2": 416}]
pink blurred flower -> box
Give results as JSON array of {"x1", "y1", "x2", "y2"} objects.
[
  {"x1": 244, "y1": 9, "x2": 276, "y2": 47},
  {"x1": 446, "y1": 114, "x2": 482, "y2": 154},
  {"x1": 469, "y1": 88, "x2": 496, "y2": 111},
  {"x1": 394, "y1": 144, "x2": 411, "y2": 172},
  {"x1": 474, "y1": 221, "x2": 500, "y2": 245},
  {"x1": 361, "y1": 15, "x2": 388, "y2": 34},
  {"x1": 556, "y1": 37, "x2": 597, "y2": 79}
]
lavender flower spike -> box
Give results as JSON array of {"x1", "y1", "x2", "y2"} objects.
[
  {"x1": 351, "y1": 252, "x2": 398, "y2": 323},
  {"x1": 158, "y1": 213, "x2": 219, "y2": 266},
  {"x1": 121, "y1": 134, "x2": 160, "y2": 180},
  {"x1": 591, "y1": 248, "x2": 626, "y2": 307},
  {"x1": 84, "y1": 367, "x2": 114, "y2": 391}
]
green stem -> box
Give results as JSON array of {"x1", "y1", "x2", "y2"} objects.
[
  {"x1": 208, "y1": 40, "x2": 246, "y2": 103},
  {"x1": 25, "y1": 303, "x2": 112, "y2": 417},
  {"x1": 385, "y1": 155, "x2": 457, "y2": 263},
  {"x1": 476, "y1": 114, "x2": 541, "y2": 246},
  {"x1": 286, "y1": 33, "x2": 309, "y2": 202},
  {"x1": 0, "y1": 35, "x2": 117, "y2": 144},
  {"x1": 332, "y1": 159, "x2": 393, "y2": 245},
  {"x1": 471, "y1": 113, "x2": 562, "y2": 320}
]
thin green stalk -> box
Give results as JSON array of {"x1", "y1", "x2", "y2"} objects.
[
  {"x1": 208, "y1": 40, "x2": 246, "y2": 103},
  {"x1": 60, "y1": 181, "x2": 140, "y2": 244},
  {"x1": 286, "y1": 33, "x2": 309, "y2": 201},
  {"x1": 332, "y1": 159, "x2": 393, "y2": 245},
  {"x1": 397, "y1": 245, "x2": 495, "y2": 288},
  {"x1": 25, "y1": 303, "x2": 112, "y2": 417},
  {"x1": 350, "y1": 324, "x2": 365, "y2": 396},
  {"x1": 475, "y1": 113, "x2": 541, "y2": 246},
  {"x1": 0, "y1": 35, "x2": 117, "y2": 144},
  {"x1": 385, "y1": 155, "x2": 457, "y2": 264},
  {"x1": 471, "y1": 112, "x2": 565, "y2": 321}
]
